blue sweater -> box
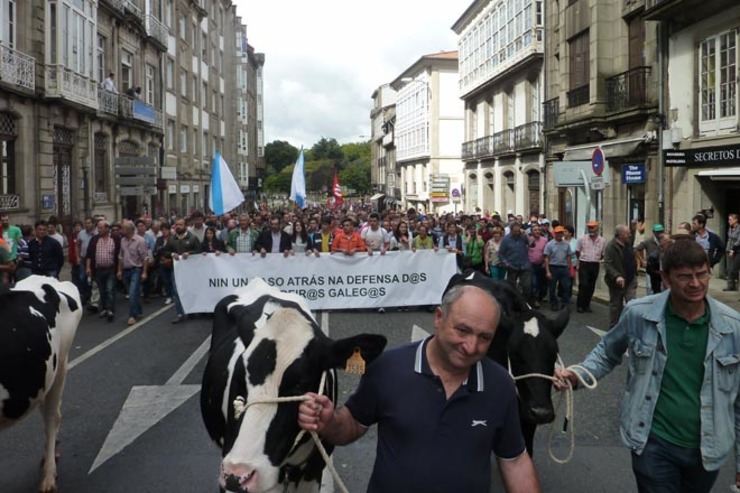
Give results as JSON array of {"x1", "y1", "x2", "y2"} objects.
[{"x1": 498, "y1": 233, "x2": 531, "y2": 270}]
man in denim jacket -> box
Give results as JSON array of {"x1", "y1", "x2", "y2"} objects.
[{"x1": 555, "y1": 239, "x2": 740, "y2": 492}]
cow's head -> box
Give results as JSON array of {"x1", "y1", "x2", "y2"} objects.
[
  {"x1": 505, "y1": 308, "x2": 569, "y2": 425},
  {"x1": 215, "y1": 279, "x2": 386, "y2": 493}
]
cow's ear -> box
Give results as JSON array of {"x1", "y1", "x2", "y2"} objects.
[
  {"x1": 325, "y1": 334, "x2": 388, "y2": 370},
  {"x1": 547, "y1": 307, "x2": 570, "y2": 339}
]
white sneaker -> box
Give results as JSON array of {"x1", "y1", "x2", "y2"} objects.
[{"x1": 165, "y1": 297, "x2": 173, "y2": 305}]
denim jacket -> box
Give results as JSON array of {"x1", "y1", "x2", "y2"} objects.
[{"x1": 574, "y1": 290, "x2": 740, "y2": 471}]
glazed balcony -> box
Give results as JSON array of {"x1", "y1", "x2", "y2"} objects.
[
  {"x1": 606, "y1": 66, "x2": 653, "y2": 113},
  {"x1": 0, "y1": 44, "x2": 35, "y2": 92},
  {"x1": 45, "y1": 65, "x2": 98, "y2": 109}
]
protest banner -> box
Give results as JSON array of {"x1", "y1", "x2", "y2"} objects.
[{"x1": 173, "y1": 250, "x2": 457, "y2": 313}]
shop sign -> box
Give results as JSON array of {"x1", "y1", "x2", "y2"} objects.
[
  {"x1": 622, "y1": 163, "x2": 646, "y2": 184},
  {"x1": 664, "y1": 143, "x2": 740, "y2": 167},
  {"x1": 553, "y1": 161, "x2": 612, "y2": 187}
]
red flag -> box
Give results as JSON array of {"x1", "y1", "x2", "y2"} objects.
[{"x1": 332, "y1": 172, "x2": 343, "y2": 206}]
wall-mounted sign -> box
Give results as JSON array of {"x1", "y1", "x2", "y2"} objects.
[
  {"x1": 193, "y1": 185, "x2": 200, "y2": 193},
  {"x1": 168, "y1": 185, "x2": 177, "y2": 194},
  {"x1": 42, "y1": 195, "x2": 54, "y2": 209},
  {"x1": 180, "y1": 185, "x2": 190, "y2": 193},
  {"x1": 622, "y1": 163, "x2": 646, "y2": 184},
  {"x1": 553, "y1": 161, "x2": 612, "y2": 187},
  {"x1": 664, "y1": 143, "x2": 740, "y2": 167}
]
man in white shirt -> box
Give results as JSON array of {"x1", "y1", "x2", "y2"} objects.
[
  {"x1": 100, "y1": 73, "x2": 119, "y2": 94},
  {"x1": 361, "y1": 212, "x2": 390, "y2": 256}
]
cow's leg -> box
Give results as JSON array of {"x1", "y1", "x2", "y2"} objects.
[
  {"x1": 521, "y1": 419, "x2": 536, "y2": 459},
  {"x1": 38, "y1": 361, "x2": 68, "y2": 493}
]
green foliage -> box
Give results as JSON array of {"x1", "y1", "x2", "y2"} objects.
[
  {"x1": 263, "y1": 169, "x2": 292, "y2": 194},
  {"x1": 264, "y1": 140, "x2": 299, "y2": 173},
  {"x1": 262, "y1": 139, "x2": 371, "y2": 195},
  {"x1": 311, "y1": 137, "x2": 344, "y2": 161},
  {"x1": 340, "y1": 161, "x2": 371, "y2": 194}
]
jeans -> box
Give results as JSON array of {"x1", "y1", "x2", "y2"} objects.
[
  {"x1": 488, "y1": 264, "x2": 506, "y2": 280},
  {"x1": 158, "y1": 265, "x2": 174, "y2": 298},
  {"x1": 95, "y1": 267, "x2": 116, "y2": 314},
  {"x1": 531, "y1": 263, "x2": 547, "y2": 300},
  {"x1": 631, "y1": 433, "x2": 719, "y2": 493},
  {"x1": 548, "y1": 265, "x2": 571, "y2": 307},
  {"x1": 506, "y1": 267, "x2": 532, "y2": 302},
  {"x1": 122, "y1": 267, "x2": 143, "y2": 319}
]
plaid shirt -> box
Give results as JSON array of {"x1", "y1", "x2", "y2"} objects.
[
  {"x1": 576, "y1": 234, "x2": 606, "y2": 262},
  {"x1": 119, "y1": 235, "x2": 149, "y2": 269},
  {"x1": 94, "y1": 236, "x2": 116, "y2": 268}
]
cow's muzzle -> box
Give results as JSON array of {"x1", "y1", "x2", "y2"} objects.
[
  {"x1": 527, "y1": 405, "x2": 555, "y2": 424},
  {"x1": 221, "y1": 463, "x2": 258, "y2": 493}
]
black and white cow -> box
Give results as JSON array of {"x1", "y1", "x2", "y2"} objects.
[
  {"x1": 201, "y1": 278, "x2": 387, "y2": 493},
  {"x1": 0, "y1": 276, "x2": 82, "y2": 493},
  {"x1": 445, "y1": 271, "x2": 570, "y2": 456}
]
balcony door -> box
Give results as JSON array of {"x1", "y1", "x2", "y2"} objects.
[
  {"x1": 2, "y1": 0, "x2": 16, "y2": 49},
  {"x1": 53, "y1": 127, "x2": 74, "y2": 234},
  {"x1": 627, "y1": 16, "x2": 646, "y2": 105}
]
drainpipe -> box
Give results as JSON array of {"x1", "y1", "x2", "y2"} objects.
[{"x1": 657, "y1": 21, "x2": 667, "y2": 226}]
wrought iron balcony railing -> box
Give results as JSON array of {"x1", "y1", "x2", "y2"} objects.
[
  {"x1": 462, "y1": 140, "x2": 476, "y2": 160},
  {"x1": 543, "y1": 98, "x2": 560, "y2": 130},
  {"x1": 493, "y1": 129, "x2": 514, "y2": 154},
  {"x1": 0, "y1": 44, "x2": 35, "y2": 91},
  {"x1": 514, "y1": 122, "x2": 542, "y2": 150},
  {"x1": 98, "y1": 90, "x2": 119, "y2": 115},
  {"x1": 567, "y1": 84, "x2": 590, "y2": 108},
  {"x1": 605, "y1": 66, "x2": 652, "y2": 113},
  {"x1": 0, "y1": 194, "x2": 20, "y2": 211},
  {"x1": 101, "y1": 0, "x2": 125, "y2": 15},
  {"x1": 145, "y1": 14, "x2": 168, "y2": 48},
  {"x1": 45, "y1": 65, "x2": 98, "y2": 109}
]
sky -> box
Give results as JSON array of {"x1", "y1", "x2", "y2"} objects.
[{"x1": 233, "y1": 0, "x2": 473, "y2": 149}]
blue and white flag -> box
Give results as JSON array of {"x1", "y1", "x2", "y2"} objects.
[
  {"x1": 289, "y1": 147, "x2": 306, "y2": 209},
  {"x1": 209, "y1": 151, "x2": 244, "y2": 215}
]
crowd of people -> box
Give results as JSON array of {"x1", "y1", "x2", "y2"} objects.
[{"x1": 0, "y1": 207, "x2": 738, "y2": 326}]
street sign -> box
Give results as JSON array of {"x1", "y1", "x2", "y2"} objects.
[
  {"x1": 114, "y1": 156, "x2": 157, "y2": 166},
  {"x1": 118, "y1": 186, "x2": 145, "y2": 196},
  {"x1": 592, "y1": 148, "x2": 605, "y2": 176},
  {"x1": 591, "y1": 176, "x2": 604, "y2": 190}
]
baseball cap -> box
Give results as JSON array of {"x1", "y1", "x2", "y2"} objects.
[
  {"x1": 553, "y1": 226, "x2": 565, "y2": 233},
  {"x1": 587, "y1": 220, "x2": 599, "y2": 228},
  {"x1": 652, "y1": 223, "x2": 665, "y2": 232}
]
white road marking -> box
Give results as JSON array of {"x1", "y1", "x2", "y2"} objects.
[
  {"x1": 412, "y1": 324, "x2": 431, "y2": 342},
  {"x1": 586, "y1": 325, "x2": 608, "y2": 338},
  {"x1": 89, "y1": 335, "x2": 211, "y2": 473},
  {"x1": 68, "y1": 305, "x2": 173, "y2": 371}
]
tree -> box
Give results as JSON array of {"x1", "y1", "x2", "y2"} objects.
[
  {"x1": 311, "y1": 137, "x2": 344, "y2": 161},
  {"x1": 341, "y1": 142, "x2": 371, "y2": 163},
  {"x1": 264, "y1": 140, "x2": 299, "y2": 173},
  {"x1": 263, "y1": 169, "x2": 292, "y2": 194},
  {"x1": 340, "y1": 161, "x2": 371, "y2": 195}
]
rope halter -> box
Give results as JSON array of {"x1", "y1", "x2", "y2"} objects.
[{"x1": 231, "y1": 371, "x2": 350, "y2": 493}]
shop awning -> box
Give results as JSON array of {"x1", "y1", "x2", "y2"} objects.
[
  {"x1": 563, "y1": 136, "x2": 647, "y2": 161},
  {"x1": 696, "y1": 167, "x2": 740, "y2": 181},
  {"x1": 369, "y1": 193, "x2": 385, "y2": 201}
]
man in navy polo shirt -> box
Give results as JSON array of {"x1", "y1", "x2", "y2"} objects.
[{"x1": 298, "y1": 284, "x2": 539, "y2": 492}]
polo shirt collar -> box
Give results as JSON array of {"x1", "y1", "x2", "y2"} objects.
[{"x1": 414, "y1": 337, "x2": 485, "y2": 392}]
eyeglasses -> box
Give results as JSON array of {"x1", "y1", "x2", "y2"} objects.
[{"x1": 672, "y1": 272, "x2": 711, "y2": 283}]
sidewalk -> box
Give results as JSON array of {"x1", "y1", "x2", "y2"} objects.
[{"x1": 589, "y1": 270, "x2": 740, "y2": 313}]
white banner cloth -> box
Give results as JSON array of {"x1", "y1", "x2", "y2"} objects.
[{"x1": 173, "y1": 250, "x2": 457, "y2": 313}]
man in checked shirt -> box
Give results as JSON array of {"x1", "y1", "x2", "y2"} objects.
[{"x1": 117, "y1": 220, "x2": 149, "y2": 326}]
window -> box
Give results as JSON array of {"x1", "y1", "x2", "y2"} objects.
[
  {"x1": 192, "y1": 21, "x2": 197, "y2": 49},
  {"x1": 192, "y1": 75, "x2": 198, "y2": 101},
  {"x1": 94, "y1": 133, "x2": 107, "y2": 194},
  {"x1": 193, "y1": 128, "x2": 198, "y2": 156},
  {"x1": 202, "y1": 82, "x2": 207, "y2": 110},
  {"x1": 568, "y1": 30, "x2": 589, "y2": 106},
  {"x1": 97, "y1": 34, "x2": 106, "y2": 84},
  {"x1": 699, "y1": 29, "x2": 738, "y2": 133},
  {"x1": 179, "y1": 13, "x2": 186, "y2": 40},
  {"x1": 165, "y1": 58, "x2": 174, "y2": 90},
  {"x1": 203, "y1": 131, "x2": 209, "y2": 158},
  {"x1": 146, "y1": 64, "x2": 155, "y2": 104},
  {"x1": 164, "y1": 0, "x2": 172, "y2": 28},
  {"x1": 121, "y1": 49, "x2": 133, "y2": 93},
  {"x1": 166, "y1": 120, "x2": 175, "y2": 150},
  {"x1": 213, "y1": 91, "x2": 218, "y2": 115},
  {"x1": 202, "y1": 33, "x2": 208, "y2": 61},
  {"x1": 180, "y1": 125, "x2": 188, "y2": 153},
  {"x1": 180, "y1": 69, "x2": 187, "y2": 97},
  {"x1": 0, "y1": 137, "x2": 17, "y2": 195},
  {"x1": 3, "y1": 0, "x2": 16, "y2": 49}
]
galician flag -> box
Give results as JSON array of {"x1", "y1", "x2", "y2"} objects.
[
  {"x1": 209, "y1": 150, "x2": 244, "y2": 215},
  {"x1": 290, "y1": 147, "x2": 306, "y2": 208},
  {"x1": 332, "y1": 171, "x2": 343, "y2": 206}
]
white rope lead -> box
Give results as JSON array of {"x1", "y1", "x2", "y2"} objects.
[
  {"x1": 232, "y1": 371, "x2": 350, "y2": 493},
  {"x1": 511, "y1": 355, "x2": 598, "y2": 464}
]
